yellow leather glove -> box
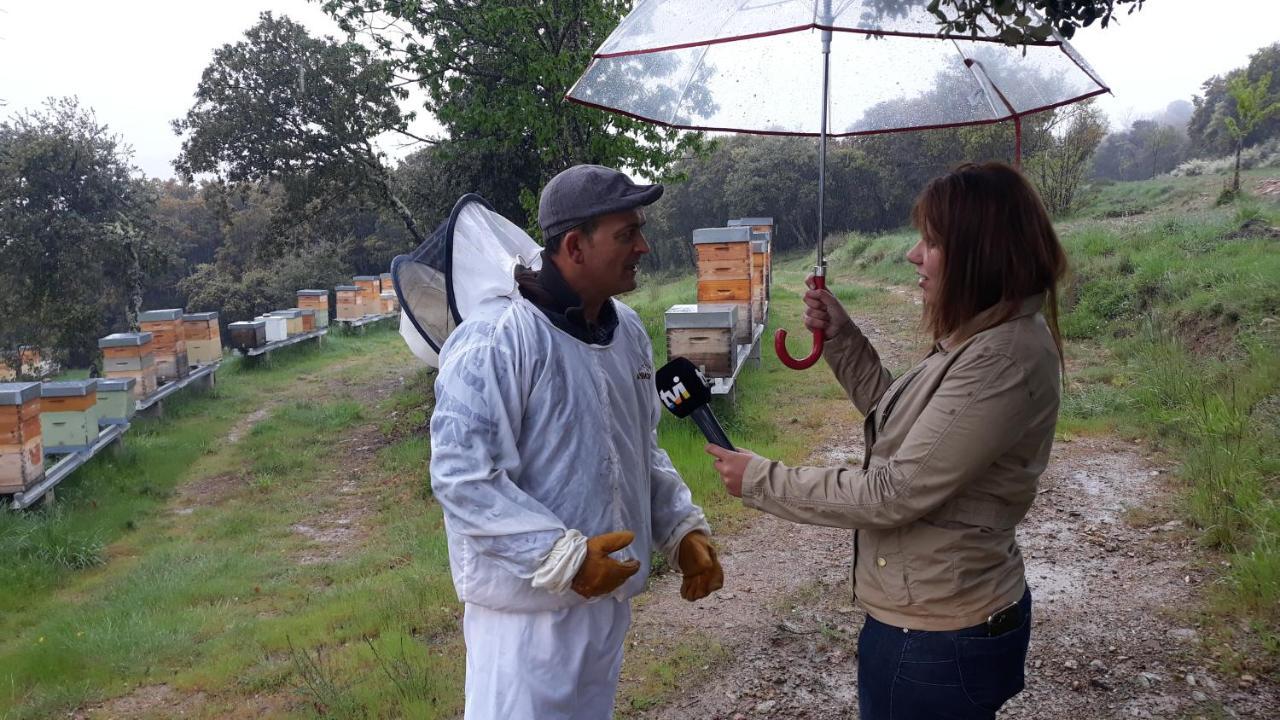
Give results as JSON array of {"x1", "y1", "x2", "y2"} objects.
[
  {"x1": 571, "y1": 530, "x2": 641, "y2": 598},
  {"x1": 677, "y1": 531, "x2": 724, "y2": 601}
]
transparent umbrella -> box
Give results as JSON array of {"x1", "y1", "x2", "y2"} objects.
[{"x1": 567, "y1": 0, "x2": 1108, "y2": 369}]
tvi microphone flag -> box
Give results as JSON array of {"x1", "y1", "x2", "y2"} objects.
[{"x1": 654, "y1": 357, "x2": 735, "y2": 451}]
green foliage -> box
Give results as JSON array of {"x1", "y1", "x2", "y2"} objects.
[
  {"x1": 928, "y1": 0, "x2": 1147, "y2": 42},
  {"x1": 1093, "y1": 119, "x2": 1190, "y2": 181},
  {"x1": 0, "y1": 98, "x2": 162, "y2": 365},
  {"x1": 174, "y1": 12, "x2": 427, "y2": 245},
  {"x1": 320, "y1": 0, "x2": 706, "y2": 230},
  {"x1": 1188, "y1": 43, "x2": 1280, "y2": 157},
  {"x1": 1223, "y1": 71, "x2": 1280, "y2": 191}
]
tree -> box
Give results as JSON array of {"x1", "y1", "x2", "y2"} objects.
[
  {"x1": 1222, "y1": 72, "x2": 1280, "y2": 192},
  {"x1": 1092, "y1": 119, "x2": 1188, "y2": 181},
  {"x1": 1188, "y1": 43, "x2": 1280, "y2": 157},
  {"x1": 1025, "y1": 101, "x2": 1108, "y2": 215},
  {"x1": 0, "y1": 98, "x2": 159, "y2": 368},
  {"x1": 321, "y1": 0, "x2": 706, "y2": 229},
  {"x1": 173, "y1": 12, "x2": 427, "y2": 246},
  {"x1": 929, "y1": 0, "x2": 1146, "y2": 43}
]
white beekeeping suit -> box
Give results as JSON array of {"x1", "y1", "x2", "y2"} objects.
[{"x1": 430, "y1": 293, "x2": 709, "y2": 719}]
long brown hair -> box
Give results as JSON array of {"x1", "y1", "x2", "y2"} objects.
[{"x1": 910, "y1": 162, "x2": 1067, "y2": 359}]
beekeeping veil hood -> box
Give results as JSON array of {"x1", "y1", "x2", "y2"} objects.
[{"x1": 392, "y1": 194, "x2": 542, "y2": 366}]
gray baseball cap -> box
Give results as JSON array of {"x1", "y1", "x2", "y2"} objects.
[{"x1": 538, "y1": 164, "x2": 664, "y2": 238}]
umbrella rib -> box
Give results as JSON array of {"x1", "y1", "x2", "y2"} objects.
[{"x1": 952, "y1": 39, "x2": 1002, "y2": 120}]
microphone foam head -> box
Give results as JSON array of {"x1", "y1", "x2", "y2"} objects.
[{"x1": 654, "y1": 357, "x2": 712, "y2": 418}]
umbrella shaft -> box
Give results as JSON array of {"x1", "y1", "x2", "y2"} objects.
[{"x1": 817, "y1": 28, "x2": 831, "y2": 265}]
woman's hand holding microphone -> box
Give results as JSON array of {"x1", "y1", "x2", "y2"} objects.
[{"x1": 705, "y1": 276, "x2": 857, "y2": 497}]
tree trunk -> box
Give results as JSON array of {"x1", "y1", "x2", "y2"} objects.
[{"x1": 1233, "y1": 141, "x2": 1243, "y2": 192}]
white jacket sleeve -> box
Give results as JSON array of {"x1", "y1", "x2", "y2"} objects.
[
  {"x1": 647, "y1": 394, "x2": 711, "y2": 567},
  {"x1": 430, "y1": 340, "x2": 567, "y2": 579}
]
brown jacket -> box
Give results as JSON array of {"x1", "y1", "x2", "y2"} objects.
[{"x1": 742, "y1": 295, "x2": 1061, "y2": 630}]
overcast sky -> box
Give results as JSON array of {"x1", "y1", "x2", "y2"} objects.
[{"x1": 1, "y1": 0, "x2": 1276, "y2": 179}]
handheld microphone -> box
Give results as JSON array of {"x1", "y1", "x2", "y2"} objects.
[{"x1": 655, "y1": 357, "x2": 735, "y2": 451}]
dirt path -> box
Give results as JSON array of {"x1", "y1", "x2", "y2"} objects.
[{"x1": 625, "y1": 291, "x2": 1278, "y2": 719}]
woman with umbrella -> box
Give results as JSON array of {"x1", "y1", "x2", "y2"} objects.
[{"x1": 706, "y1": 161, "x2": 1067, "y2": 719}]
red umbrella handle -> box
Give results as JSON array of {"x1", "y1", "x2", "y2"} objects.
[{"x1": 774, "y1": 275, "x2": 825, "y2": 370}]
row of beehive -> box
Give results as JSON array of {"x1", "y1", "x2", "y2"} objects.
[
  {"x1": 1, "y1": 378, "x2": 139, "y2": 494},
  {"x1": 336, "y1": 272, "x2": 400, "y2": 320},
  {"x1": 665, "y1": 218, "x2": 774, "y2": 378},
  {"x1": 226, "y1": 303, "x2": 322, "y2": 352},
  {"x1": 100, "y1": 310, "x2": 224, "y2": 398}
]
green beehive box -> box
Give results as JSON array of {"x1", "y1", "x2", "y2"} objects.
[
  {"x1": 40, "y1": 380, "x2": 100, "y2": 452},
  {"x1": 96, "y1": 378, "x2": 136, "y2": 426}
]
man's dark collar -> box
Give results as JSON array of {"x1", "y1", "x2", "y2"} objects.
[{"x1": 515, "y1": 252, "x2": 618, "y2": 345}]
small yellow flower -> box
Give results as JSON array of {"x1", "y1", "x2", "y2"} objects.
[
  {"x1": 37, "y1": 637, "x2": 44, "y2": 643},
  {"x1": 77, "y1": 631, "x2": 84, "y2": 637}
]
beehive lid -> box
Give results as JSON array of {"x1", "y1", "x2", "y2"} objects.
[
  {"x1": 298, "y1": 309, "x2": 316, "y2": 317},
  {"x1": 693, "y1": 227, "x2": 751, "y2": 245},
  {"x1": 380, "y1": 291, "x2": 396, "y2": 299},
  {"x1": 336, "y1": 285, "x2": 360, "y2": 291},
  {"x1": 98, "y1": 331, "x2": 154, "y2": 348},
  {"x1": 40, "y1": 379, "x2": 98, "y2": 397},
  {"x1": 379, "y1": 272, "x2": 392, "y2": 280},
  {"x1": 664, "y1": 303, "x2": 738, "y2": 329},
  {"x1": 97, "y1": 377, "x2": 136, "y2": 392},
  {"x1": 751, "y1": 239, "x2": 768, "y2": 253},
  {"x1": 297, "y1": 289, "x2": 327, "y2": 297},
  {"x1": 268, "y1": 309, "x2": 302, "y2": 318},
  {"x1": 728, "y1": 217, "x2": 774, "y2": 227},
  {"x1": 0, "y1": 382, "x2": 40, "y2": 405},
  {"x1": 353, "y1": 275, "x2": 379, "y2": 281},
  {"x1": 138, "y1": 308, "x2": 184, "y2": 322},
  {"x1": 228, "y1": 320, "x2": 266, "y2": 329},
  {"x1": 183, "y1": 311, "x2": 219, "y2": 321}
]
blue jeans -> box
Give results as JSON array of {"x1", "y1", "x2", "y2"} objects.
[{"x1": 857, "y1": 588, "x2": 1032, "y2": 720}]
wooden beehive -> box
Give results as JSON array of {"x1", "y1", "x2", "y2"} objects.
[
  {"x1": 0, "y1": 382, "x2": 44, "y2": 493},
  {"x1": 665, "y1": 304, "x2": 739, "y2": 378},
  {"x1": 379, "y1": 272, "x2": 393, "y2": 295},
  {"x1": 353, "y1": 276, "x2": 380, "y2": 314},
  {"x1": 99, "y1": 332, "x2": 158, "y2": 399},
  {"x1": 693, "y1": 227, "x2": 754, "y2": 342},
  {"x1": 138, "y1": 308, "x2": 188, "y2": 383},
  {"x1": 228, "y1": 320, "x2": 267, "y2": 351},
  {"x1": 751, "y1": 238, "x2": 768, "y2": 326},
  {"x1": 297, "y1": 290, "x2": 330, "y2": 328},
  {"x1": 380, "y1": 291, "x2": 399, "y2": 315},
  {"x1": 730, "y1": 218, "x2": 774, "y2": 298},
  {"x1": 40, "y1": 380, "x2": 99, "y2": 453},
  {"x1": 96, "y1": 378, "x2": 136, "y2": 426},
  {"x1": 335, "y1": 285, "x2": 362, "y2": 320},
  {"x1": 299, "y1": 309, "x2": 316, "y2": 332},
  {"x1": 182, "y1": 312, "x2": 222, "y2": 367}
]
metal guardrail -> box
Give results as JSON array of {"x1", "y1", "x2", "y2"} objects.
[
  {"x1": 137, "y1": 361, "x2": 221, "y2": 411},
  {"x1": 10, "y1": 423, "x2": 129, "y2": 510},
  {"x1": 238, "y1": 328, "x2": 328, "y2": 358},
  {"x1": 332, "y1": 313, "x2": 396, "y2": 330}
]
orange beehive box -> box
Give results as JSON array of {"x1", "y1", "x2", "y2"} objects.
[
  {"x1": 353, "y1": 276, "x2": 380, "y2": 311},
  {"x1": 697, "y1": 279, "x2": 752, "y2": 303},
  {"x1": 139, "y1": 309, "x2": 189, "y2": 382},
  {"x1": 0, "y1": 382, "x2": 44, "y2": 494},
  {"x1": 297, "y1": 290, "x2": 330, "y2": 328},
  {"x1": 335, "y1": 286, "x2": 362, "y2": 320}
]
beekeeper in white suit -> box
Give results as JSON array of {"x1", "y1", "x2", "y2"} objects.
[{"x1": 430, "y1": 165, "x2": 724, "y2": 720}]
